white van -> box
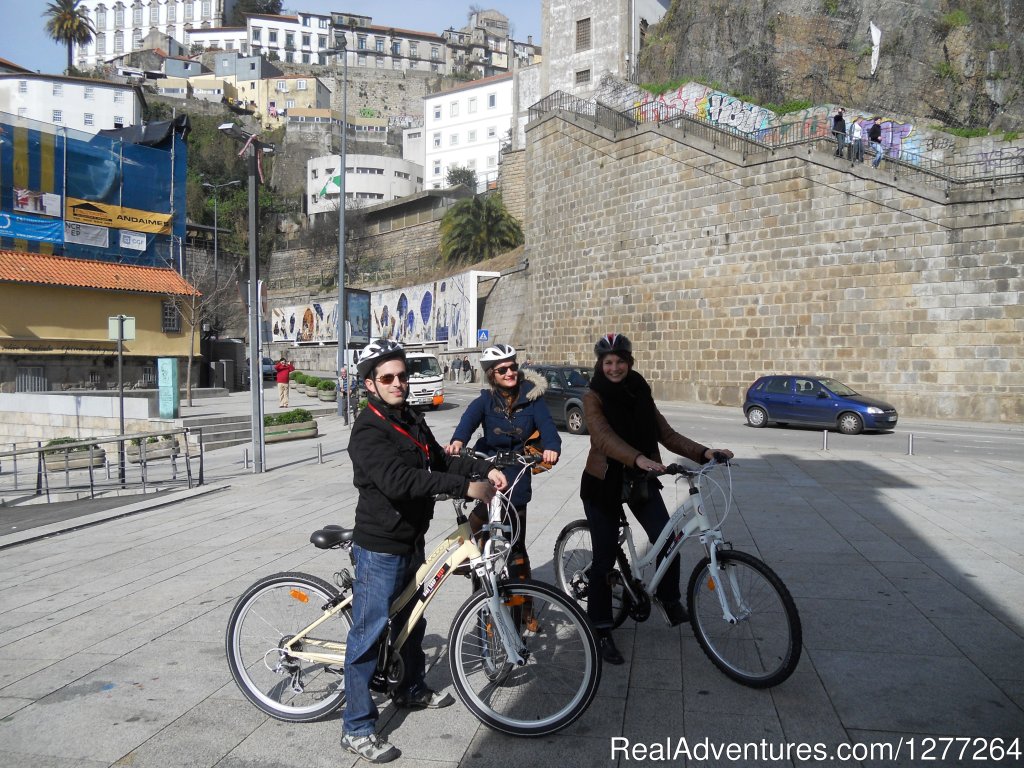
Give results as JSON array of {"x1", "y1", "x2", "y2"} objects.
[{"x1": 405, "y1": 351, "x2": 445, "y2": 409}]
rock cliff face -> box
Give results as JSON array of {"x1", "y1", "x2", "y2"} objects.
[{"x1": 639, "y1": 0, "x2": 1023, "y2": 130}]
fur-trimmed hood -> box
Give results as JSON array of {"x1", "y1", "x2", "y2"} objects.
[{"x1": 520, "y1": 368, "x2": 547, "y2": 401}]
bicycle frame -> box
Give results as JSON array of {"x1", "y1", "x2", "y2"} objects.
[
  {"x1": 278, "y1": 459, "x2": 536, "y2": 670},
  {"x1": 618, "y1": 467, "x2": 744, "y2": 624}
]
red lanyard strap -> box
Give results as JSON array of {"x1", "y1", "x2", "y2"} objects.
[{"x1": 367, "y1": 403, "x2": 430, "y2": 459}]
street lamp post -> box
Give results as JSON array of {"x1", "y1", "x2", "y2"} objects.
[
  {"x1": 217, "y1": 123, "x2": 275, "y2": 473},
  {"x1": 325, "y1": 22, "x2": 350, "y2": 422}
]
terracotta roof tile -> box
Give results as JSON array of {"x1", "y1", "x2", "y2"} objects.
[{"x1": 0, "y1": 250, "x2": 199, "y2": 296}]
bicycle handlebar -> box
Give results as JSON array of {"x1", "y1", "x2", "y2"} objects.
[{"x1": 651, "y1": 453, "x2": 732, "y2": 480}]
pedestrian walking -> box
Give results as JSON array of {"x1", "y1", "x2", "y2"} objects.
[
  {"x1": 832, "y1": 108, "x2": 847, "y2": 158},
  {"x1": 869, "y1": 117, "x2": 884, "y2": 168},
  {"x1": 850, "y1": 118, "x2": 864, "y2": 163},
  {"x1": 462, "y1": 355, "x2": 472, "y2": 383}
]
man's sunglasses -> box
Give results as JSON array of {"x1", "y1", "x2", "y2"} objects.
[
  {"x1": 376, "y1": 372, "x2": 410, "y2": 385},
  {"x1": 494, "y1": 363, "x2": 519, "y2": 376}
]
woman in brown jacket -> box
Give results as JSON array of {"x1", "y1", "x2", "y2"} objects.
[{"x1": 581, "y1": 333, "x2": 733, "y2": 664}]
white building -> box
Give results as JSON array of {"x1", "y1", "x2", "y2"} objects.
[
  {"x1": 0, "y1": 74, "x2": 141, "y2": 134},
  {"x1": 307, "y1": 153, "x2": 424, "y2": 218},
  {"x1": 541, "y1": 0, "x2": 670, "y2": 98},
  {"x1": 422, "y1": 73, "x2": 514, "y2": 191},
  {"x1": 71, "y1": 0, "x2": 238, "y2": 71}
]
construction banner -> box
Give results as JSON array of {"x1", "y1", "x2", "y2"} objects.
[{"x1": 65, "y1": 198, "x2": 173, "y2": 234}]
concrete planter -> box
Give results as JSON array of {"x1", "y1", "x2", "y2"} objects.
[
  {"x1": 127, "y1": 442, "x2": 180, "y2": 463},
  {"x1": 265, "y1": 420, "x2": 318, "y2": 443},
  {"x1": 44, "y1": 447, "x2": 107, "y2": 471},
  {"x1": 317, "y1": 389, "x2": 337, "y2": 402}
]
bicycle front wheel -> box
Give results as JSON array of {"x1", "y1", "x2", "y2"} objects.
[
  {"x1": 449, "y1": 579, "x2": 601, "y2": 736},
  {"x1": 225, "y1": 572, "x2": 351, "y2": 722},
  {"x1": 687, "y1": 551, "x2": 801, "y2": 688},
  {"x1": 553, "y1": 519, "x2": 630, "y2": 628}
]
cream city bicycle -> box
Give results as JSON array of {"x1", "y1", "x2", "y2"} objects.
[
  {"x1": 553, "y1": 457, "x2": 802, "y2": 687},
  {"x1": 226, "y1": 451, "x2": 601, "y2": 736}
]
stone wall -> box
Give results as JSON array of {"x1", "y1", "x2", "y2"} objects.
[
  {"x1": 0, "y1": 393, "x2": 176, "y2": 446},
  {"x1": 499, "y1": 149, "x2": 527, "y2": 222},
  {"x1": 523, "y1": 111, "x2": 1024, "y2": 422}
]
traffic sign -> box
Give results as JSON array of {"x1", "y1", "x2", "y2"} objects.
[{"x1": 478, "y1": 329, "x2": 489, "y2": 342}]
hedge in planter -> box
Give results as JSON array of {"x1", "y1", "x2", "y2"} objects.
[
  {"x1": 127, "y1": 435, "x2": 179, "y2": 463},
  {"x1": 317, "y1": 379, "x2": 337, "y2": 401},
  {"x1": 43, "y1": 436, "x2": 106, "y2": 470},
  {"x1": 264, "y1": 408, "x2": 318, "y2": 442}
]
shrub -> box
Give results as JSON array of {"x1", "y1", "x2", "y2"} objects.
[
  {"x1": 130, "y1": 436, "x2": 159, "y2": 447},
  {"x1": 305, "y1": 376, "x2": 321, "y2": 388},
  {"x1": 265, "y1": 408, "x2": 314, "y2": 427},
  {"x1": 318, "y1": 379, "x2": 337, "y2": 391},
  {"x1": 44, "y1": 437, "x2": 94, "y2": 454},
  {"x1": 294, "y1": 373, "x2": 308, "y2": 385},
  {"x1": 289, "y1": 370, "x2": 301, "y2": 381}
]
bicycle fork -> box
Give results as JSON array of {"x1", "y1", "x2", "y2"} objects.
[{"x1": 703, "y1": 542, "x2": 749, "y2": 624}]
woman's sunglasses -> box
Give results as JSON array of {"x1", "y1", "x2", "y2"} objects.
[
  {"x1": 494, "y1": 363, "x2": 519, "y2": 376},
  {"x1": 376, "y1": 372, "x2": 410, "y2": 385}
]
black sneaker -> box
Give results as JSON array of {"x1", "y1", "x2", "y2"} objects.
[
  {"x1": 341, "y1": 732, "x2": 401, "y2": 763},
  {"x1": 658, "y1": 599, "x2": 689, "y2": 627},
  {"x1": 392, "y1": 687, "x2": 455, "y2": 709},
  {"x1": 598, "y1": 631, "x2": 624, "y2": 665}
]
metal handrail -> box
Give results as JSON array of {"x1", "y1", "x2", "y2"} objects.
[
  {"x1": 0, "y1": 427, "x2": 205, "y2": 502},
  {"x1": 528, "y1": 91, "x2": 1024, "y2": 189}
]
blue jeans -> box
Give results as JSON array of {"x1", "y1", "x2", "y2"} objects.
[
  {"x1": 582, "y1": 482, "x2": 681, "y2": 629},
  {"x1": 343, "y1": 544, "x2": 427, "y2": 737},
  {"x1": 871, "y1": 140, "x2": 884, "y2": 167},
  {"x1": 833, "y1": 131, "x2": 846, "y2": 156}
]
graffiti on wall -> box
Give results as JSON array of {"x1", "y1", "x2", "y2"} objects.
[
  {"x1": 271, "y1": 291, "x2": 371, "y2": 345},
  {"x1": 630, "y1": 81, "x2": 923, "y2": 164},
  {"x1": 370, "y1": 272, "x2": 470, "y2": 349}
]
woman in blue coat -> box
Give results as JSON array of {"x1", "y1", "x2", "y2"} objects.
[{"x1": 446, "y1": 344, "x2": 560, "y2": 593}]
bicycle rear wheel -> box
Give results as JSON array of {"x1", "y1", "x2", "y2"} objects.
[
  {"x1": 225, "y1": 572, "x2": 351, "y2": 721},
  {"x1": 552, "y1": 519, "x2": 630, "y2": 629},
  {"x1": 449, "y1": 580, "x2": 601, "y2": 736},
  {"x1": 687, "y1": 551, "x2": 801, "y2": 688}
]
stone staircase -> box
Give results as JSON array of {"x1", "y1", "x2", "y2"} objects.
[{"x1": 182, "y1": 404, "x2": 339, "y2": 452}]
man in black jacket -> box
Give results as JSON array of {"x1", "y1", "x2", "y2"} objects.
[
  {"x1": 869, "y1": 116, "x2": 884, "y2": 168},
  {"x1": 341, "y1": 339, "x2": 505, "y2": 764},
  {"x1": 832, "y1": 108, "x2": 846, "y2": 157}
]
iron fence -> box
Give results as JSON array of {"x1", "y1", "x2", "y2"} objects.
[{"x1": 0, "y1": 427, "x2": 205, "y2": 504}]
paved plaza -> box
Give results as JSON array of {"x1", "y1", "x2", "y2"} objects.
[{"x1": 1, "y1": 384, "x2": 1022, "y2": 767}]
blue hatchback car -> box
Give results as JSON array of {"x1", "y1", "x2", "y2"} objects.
[{"x1": 743, "y1": 375, "x2": 898, "y2": 434}]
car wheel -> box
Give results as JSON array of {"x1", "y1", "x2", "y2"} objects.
[
  {"x1": 746, "y1": 406, "x2": 768, "y2": 428},
  {"x1": 837, "y1": 412, "x2": 863, "y2": 435},
  {"x1": 566, "y1": 406, "x2": 587, "y2": 435}
]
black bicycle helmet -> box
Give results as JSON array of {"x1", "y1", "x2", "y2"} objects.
[
  {"x1": 479, "y1": 343, "x2": 517, "y2": 372},
  {"x1": 594, "y1": 333, "x2": 632, "y2": 359},
  {"x1": 356, "y1": 338, "x2": 405, "y2": 380}
]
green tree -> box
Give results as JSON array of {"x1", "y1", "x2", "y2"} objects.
[
  {"x1": 232, "y1": 0, "x2": 284, "y2": 26},
  {"x1": 440, "y1": 193, "x2": 524, "y2": 265},
  {"x1": 446, "y1": 166, "x2": 479, "y2": 191},
  {"x1": 44, "y1": 0, "x2": 95, "y2": 74}
]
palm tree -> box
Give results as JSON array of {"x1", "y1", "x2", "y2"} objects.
[
  {"x1": 439, "y1": 193, "x2": 524, "y2": 265},
  {"x1": 44, "y1": 0, "x2": 95, "y2": 74}
]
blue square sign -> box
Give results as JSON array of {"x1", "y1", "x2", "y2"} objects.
[{"x1": 478, "y1": 329, "x2": 489, "y2": 342}]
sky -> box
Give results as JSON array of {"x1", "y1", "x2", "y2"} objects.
[{"x1": 1, "y1": 1, "x2": 542, "y2": 76}]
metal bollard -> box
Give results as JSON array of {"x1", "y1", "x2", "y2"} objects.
[
  {"x1": 243, "y1": 448, "x2": 250, "y2": 469},
  {"x1": 822, "y1": 430, "x2": 829, "y2": 451},
  {"x1": 908, "y1": 433, "x2": 914, "y2": 456},
  {"x1": 317, "y1": 443, "x2": 324, "y2": 464}
]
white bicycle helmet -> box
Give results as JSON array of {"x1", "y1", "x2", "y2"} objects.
[
  {"x1": 356, "y1": 338, "x2": 405, "y2": 380},
  {"x1": 594, "y1": 333, "x2": 632, "y2": 359},
  {"x1": 479, "y1": 343, "x2": 517, "y2": 372}
]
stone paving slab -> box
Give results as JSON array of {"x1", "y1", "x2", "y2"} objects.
[{"x1": 0, "y1": 390, "x2": 1022, "y2": 767}]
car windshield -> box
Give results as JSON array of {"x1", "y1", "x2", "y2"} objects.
[
  {"x1": 819, "y1": 378, "x2": 859, "y2": 396},
  {"x1": 565, "y1": 368, "x2": 590, "y2": 387},
  {"x1": 407, "y1": 357, "x2": 441, "y2": 377},
  {"x1": 262, "y1": 357, "x2": 273, "y2": 367}
]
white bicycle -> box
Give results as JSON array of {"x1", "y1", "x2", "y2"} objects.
[{"x1": 553, "y1": 457, "x2": 802, "y2": 687}]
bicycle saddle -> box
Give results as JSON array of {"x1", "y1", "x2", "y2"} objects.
[{"x1": 310, "y1": 525, "x2": 354, "y2": 549}]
